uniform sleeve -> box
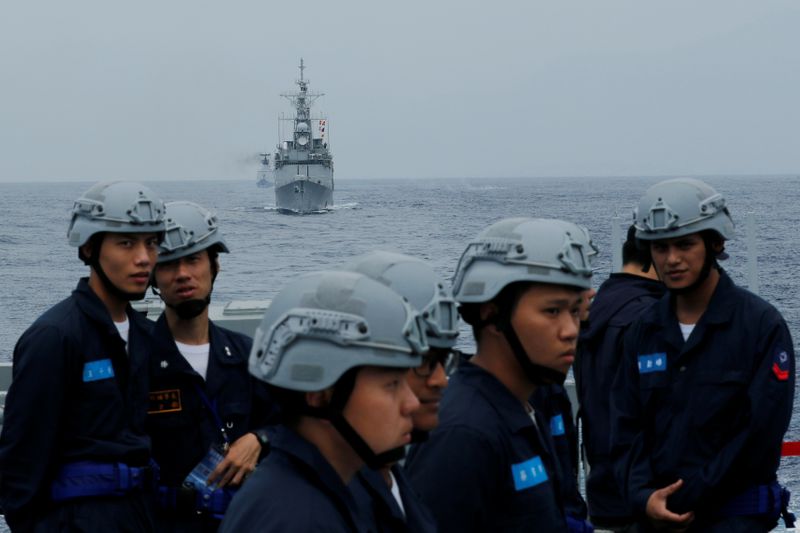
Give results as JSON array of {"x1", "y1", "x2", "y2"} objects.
[
  {"x1": 670, "y1": 311, "x2": 796, "y2": 512},
  {"x1": 609, "y1": 322, "x2": 655, "y2": 516},
  {"x1": 405, "y1": 425, "x2": 501, "y2": 533},
  {"x1": 0, "y1": 324, "x2": 70, "y2": 529}
]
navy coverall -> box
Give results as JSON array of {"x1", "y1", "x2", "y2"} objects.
[
  {"x1": 146, "y1": 314, "x2": 276, "y2": 531},
  {"x1": 219, "y1": 424, "x2": 371, "y2": 532},
  {"x1": 610, "y1": 271, "x2": 795, "y2": 531},
  {"x1": 350, "y1": 464, "x2": 437, "y2": 533},
  {"x1": 531, "y1": 384, "x2": 591, "y2": 531},
  {"x1": 406, "y1": 360, "x2": 567, "y2": 532},
  {"x1": 575, "y1": 273, "x2": 663, "y2": 523},
  {"x1": 0, "y1": 278, "x2": 155, "y2": 532}
]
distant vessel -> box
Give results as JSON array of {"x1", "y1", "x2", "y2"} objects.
[
  {"x1": 264, "y1": 59, "x2": 334, "y2": 213},
  {"x1": 256, "y1": 154, "x2": 273, "y2": 188}
]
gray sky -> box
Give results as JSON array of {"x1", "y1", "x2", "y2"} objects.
[{"x1": 1, "y1": 0, "x2": 798, "y2": 181}]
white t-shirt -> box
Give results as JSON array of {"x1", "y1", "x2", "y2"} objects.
[
  {"x1": 679, "y1": 322, "x2": 696, "y2": 342},
  {"x1": 114, "y1": 318, "x2": 130, "y2": 352},
  {"x1": 388, "y1": 469, "x2": 406, "y2": 518},
  {"x1": 175, "y1": 341, "x2": 211, "y2": 380}
]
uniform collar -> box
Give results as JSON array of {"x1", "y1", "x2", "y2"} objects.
[
  {"x1": 74, "y1": 277, "x2": 126, "y2": 336},
  {"x1": 271, "y1": 425, "x2": 361, "y2": 518},
  {"x1": 647, "y1": 269, "x2": 736, "y2": 328},
  {"x1": 74, "y1": 277, "x2": 151, "y2": 374},
  {"x1": 455, "y1": 360, "x2": 538, "y2": 434}
]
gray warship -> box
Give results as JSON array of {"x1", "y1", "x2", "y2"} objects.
[{"x1": 264, "y1": 59, "x2": 334, "y2": 213}]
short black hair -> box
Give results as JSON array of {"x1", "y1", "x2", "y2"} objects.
[{"x1": 622, "y1": 225, "x2": 651, "y2": 267}]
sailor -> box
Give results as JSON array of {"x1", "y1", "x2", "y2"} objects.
[
  {"x1": 219, "y1": 270, "x2": 425, "y2": 532},
  {"x1": 342, "y1": 251, "x2": 458, "y2": 533},
  {"x1": 610, "y1": 178, "x2": 796, "y2": 531},
  {"x1": 146, "y1": 201, "x2": 277, "y2": 531},
  {"x1": 531, "y1": 233, "x2": 597, "y2": 533},
  {"x1": 0, "y1": 181, "x2": 165, "y2": 532},
  {"x1": 406, "y1": 217, "x2": 595, "y2": 532},
  {"x1": 575, "y1": 224, "x2": 664, "y2": 532}
]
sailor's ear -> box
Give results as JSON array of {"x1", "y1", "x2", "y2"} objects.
[
  {"x1": 306, "y1": 388, "x2": 334, "y2": 408},
  {"x1": 479, "y1": 302, "x2": 503, "y2": 336},
  {"x1": 79, "y1": 242, "x2": 94, "y2": 263},
  {"x1": 479, "y1": 301, "x2": 499, "y2": 324}
]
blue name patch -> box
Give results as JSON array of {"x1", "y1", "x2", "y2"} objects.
[
  {"x1": 637, "y1": 353, "x2": 667, "y2": 374},
  {"x1": 511, "y1": 456, "x2": 548, "y2": 491},
  {"x1": 83, "y1": 359, "x2": 115, "y2": 382},
  {"x1": 550, "y1": 414, "x2": 565, "y2": 436}
]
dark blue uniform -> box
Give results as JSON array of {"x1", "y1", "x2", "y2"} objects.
[
  {"x1": 219, "y1": 424, "x2": 370, "y2": 532},
  {"x1": 146, "y1": 314, "x2": 276, "y2": 531},
  {"x1": 531, "y1": 384, "x2": 591, "y2": 532},
  {"x1": 350, "y1": 465, "x2": 437, "y2": 533},
  {"x1": 0, "y1": 278, "x2": 156, "y2": 532},
  {"x1": 576, "y1": 273, "x2": 663, "y2": 524},
  {"x1": 610, "y1": 271, "x2": 795, "y2": 531},
  {"x1": 405, "y1": 360, "x2": 567, "y2": 532}
]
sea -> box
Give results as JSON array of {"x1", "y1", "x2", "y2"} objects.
[{"x1": 0, "y1": 176, "x2": 798, "y2": 528}]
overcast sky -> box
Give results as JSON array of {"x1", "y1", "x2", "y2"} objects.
[{"x1": 1, "y1": 1, "x2": 798, "y2": 182}]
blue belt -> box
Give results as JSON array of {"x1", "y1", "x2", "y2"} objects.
[
  {"x1": 718, "y1": 481, "x2": 796, "y2": 528},
  {"x1": 157, "y1": 485, "x2": 237, "y2": 519},
  {"x1": 566, "y1": 515, "x2": 594, "y2": 533},
  {"x1": 51, "y1": 460, "x2": 159, "y2": 502}
]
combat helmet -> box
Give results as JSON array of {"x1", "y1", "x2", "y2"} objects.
[
  {"x1": 452, "y1": 217, "x2": 594, "y2": 302},
  {"x1": 633, "y1": 178, "x2": 734, "y2": 242},
  {"x1": 341, "y1": 251, "x2": 458, "y2": 349},
  {"x1": 67, "y1": 181, "x2": 166, "y2": 249},
  {"x1": 158, "y1": 201, "x2": 229, "y2": 263}
]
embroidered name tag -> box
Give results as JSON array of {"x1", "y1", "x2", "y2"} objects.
[
  {"x1": 82, "y1": 359, "x2": 115, "y2": 382},
  {"x1": 550, "y1": 414, "x2": 565, "y2": 436},
  {"x1": 148, "y1": 389, "x2": 182, "y2": 414},
  {"x1": 637, "y1": 353, "x2": 667, "y2": 374},
  {"x1": 511, "y1": 456, "x2": 548, "y2": 491}
]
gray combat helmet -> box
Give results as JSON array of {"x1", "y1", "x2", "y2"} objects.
[
  {"x1": 67, "y1": 181, "x2": 166, "y2": 247},
  {"x1": 250, "y1": 270, "x2": 427, "y2": 391},
  {"x1": 340, "y1": 251, "x2": 458, "y2": 349},
  {"x1": 158, "y1": 201, "x2": 230, "y2": 263},
  {"x1": 452, "y1": 217, "x2": 595, "y2": 304},
  {"x1": 634, "y1": 178, "x2": 734, "y2": 241}
]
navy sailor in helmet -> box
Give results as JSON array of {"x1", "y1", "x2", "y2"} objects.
[
  {"x1": 406, "y1": 218, "x2": 595, "y2": 532},
  {"x1": 342, "y1": 251, "x2": 460, "y2": 533},
  {"x1": 147, "y1": 201, "x2": 278, "y2": 532},
  {"x1": 220, "y1": 270, "x2": 425, "y2": 532},
  {"x1": 0, "y1": 181, "x2": 166, "y2": 532},
  {"x1": 610, "y1": 178, "x2": 796, "y2": 531}
]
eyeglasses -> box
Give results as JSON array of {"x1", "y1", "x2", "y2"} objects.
[{"x1": 412, "y1": 349, "x2": 461, "y2": 378}]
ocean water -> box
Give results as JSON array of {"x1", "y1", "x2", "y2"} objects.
[{"x1": 0, "y1": 176, "x2": 798, "y2": 525}]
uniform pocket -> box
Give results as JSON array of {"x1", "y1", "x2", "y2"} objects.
[{"x1": 690, "y1": 371, "x2": 748, "y2": 441}]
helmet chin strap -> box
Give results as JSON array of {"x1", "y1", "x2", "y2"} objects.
[
  {"x1": 302, "y1": 368, "x2": 406, "y2": 469},
  {"x1": 301, "y1": 405, "x2": 407, "y2": 469},
  {"x1": 496, "y1": 313, "x2": 567, "y2": 387}
]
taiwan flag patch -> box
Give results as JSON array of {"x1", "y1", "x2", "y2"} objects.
[{"x1": 772, "y1": 349, "x2": 790, "y2": 382}]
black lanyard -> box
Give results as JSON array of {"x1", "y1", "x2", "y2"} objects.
[{"x1": 193, "y1": 383, "x2": 231, "y2": 452}]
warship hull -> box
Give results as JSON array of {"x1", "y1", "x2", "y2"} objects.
[{"x1": 274, "y1": 168, "x2": 333, "y2": 213}]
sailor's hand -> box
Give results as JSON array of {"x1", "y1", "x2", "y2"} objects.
[
  {"x1": 645, "y1": 479, "x2": 694, "y2": 531},
  {"x1": 207, "y1": 433, "x2": 261, "y2": 488}
]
